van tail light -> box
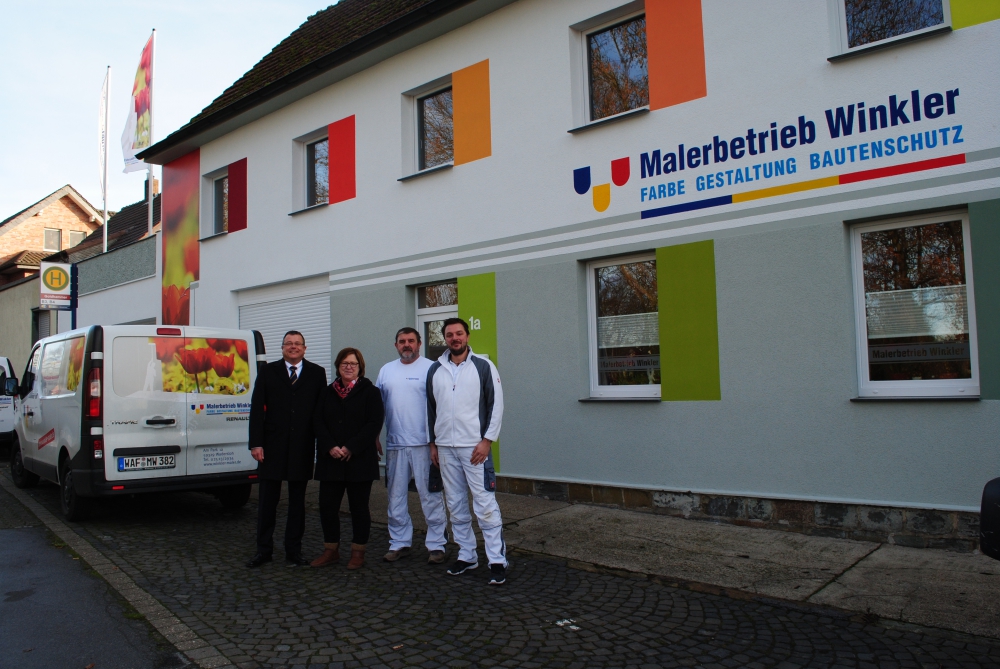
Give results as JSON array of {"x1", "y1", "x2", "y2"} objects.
[
  {"x1": 93, "y1": 439, "x2": 104, "y2": 460},
  {"x1": 85, "y1": 368, "x2": 102, "y2": 419}
]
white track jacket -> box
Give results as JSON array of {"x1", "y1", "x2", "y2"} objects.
[{"x1": 426, "y1": 349, "x2": 503, "y2": 448}]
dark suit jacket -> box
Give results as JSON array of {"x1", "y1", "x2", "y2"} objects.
[
  {"x1": 313, "y1": 377, "x2": 384, "y2": 482},
  {"x1": 248, "y1": 358, "x2": 327, "y2": 481}
]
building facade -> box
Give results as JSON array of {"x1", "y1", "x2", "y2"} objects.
[{"x1": 139, "y1": 0, "x2": 1000, "y2": 547}]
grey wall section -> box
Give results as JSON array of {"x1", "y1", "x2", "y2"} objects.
[
  {"x1": 78, "y1": 237, "x2": 155, "y2": 295},
  {"x1": 493, "y1": 217, "x2": 999, "y2": 511},
  {"x1": 329, "y1": 283, "x2": 412, "y2": 382},
  {"x1": 0, "y1": 277, "x2": 40, "y2": 375},
  {"x1": 970, "y1": 199, "x2": 1000, "y2": 400}
]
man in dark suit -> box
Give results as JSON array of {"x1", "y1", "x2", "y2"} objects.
[{"x1": 246, "y1": 330, "x2": 327, "y2": 567}]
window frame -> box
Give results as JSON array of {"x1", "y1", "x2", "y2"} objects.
[
  {"x1": 213, "y1": 174, "x2": 229, "y2": 235},
  {"x1": 43, "y1": 228, "x2": 61, "y2": 252},
  {"x1": 305, "y1": 137, "x2": 329, "y2": 208},
  {"x1": 850, "y1": 210, "x2": 979, "y2": 399},
  {"x1": 69, "y1": 230, "x2": 87, "y2": 247},
  {"x1": 416, "y1": 85, "x2": 454, "y2": 173},
  {"x1": 585, "y1": 12, "x2": 649, "y2": 123},
  {"x1": 831, "y1": 0, "x2": 952, "y2": 59},
  {"x1": 586, "y1": 252, "x2": 661, "y2": 399},
  {"x1": 414, "y1": 280, "x2": 458, "y2": 360}
]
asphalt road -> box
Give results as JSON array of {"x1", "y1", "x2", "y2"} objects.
[
  {"x1": 0, "y1": 483, "x2": 187, "y2": 669},
  {"x1": 6, "y1": 476, "x2": 1000, "y2": 669}
]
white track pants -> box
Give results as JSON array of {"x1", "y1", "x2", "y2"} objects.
[
  {"x1": 386, "y1": 446, "x2": 448, "y2": 552},
  {"x1": 437, "y1": 446, "x2": 507, "y2": 567}
]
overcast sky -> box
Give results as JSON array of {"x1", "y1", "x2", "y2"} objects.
[{"x1": 0, "y1": 0, "x2": 330, "y2": 217}]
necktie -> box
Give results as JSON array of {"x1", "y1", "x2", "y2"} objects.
[{"x1": 289, "y1": 365, "x2": 298, "y2": 384}]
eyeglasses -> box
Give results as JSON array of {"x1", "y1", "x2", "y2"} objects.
[{"x1": 339, "y1": 362, "x2": 360, "y2": 368}]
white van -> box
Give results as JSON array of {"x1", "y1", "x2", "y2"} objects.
[
  {"x1": 3, "y1": 325, "x2": 266, "y2": 520},
  {"x1": 0, "y1": 356, "x2": 15, "y2": 450}
]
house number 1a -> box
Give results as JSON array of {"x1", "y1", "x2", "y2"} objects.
[{"x1": 469, "y1": 317, "x2": 482, "y2": 330}]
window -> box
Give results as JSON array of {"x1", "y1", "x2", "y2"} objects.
[
  {"x1": 415, "y1": 281, "x2": 457, "y2": 360},
  {"x1": 587, "y1": 15, "x2": 648, "y2": 122},
  {"x1": 306, "y1": 138, "x2": 329, "y2": 207},
  {"x1": 43, "y1": 228, "x2": 61, "y2": 251},
  {"x1": 418, "y1": 88, "x2": 453, "y2": 170},
  {"x1": 838, "y1": 0, "x2": 950, "y2": 53},
  {"x1": 69, "y1": 231, "x2": 87, "y2": 247},
  {"x1": 39, "y1": 337, "x2": 85, "y2": 397},
  {"x1": 214, "y1": 176, "x2": 229, "y2": 234},
  {"x1": 851, "y1": 211, "x2": 979, "y2": 398},
  {"x1": 587, "y1": 255, "x2": 660, "y2": 398}
]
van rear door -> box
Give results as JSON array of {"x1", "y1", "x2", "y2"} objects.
[
  {"x1": 182, "y1": 328, "x2": 257, "y2": 476},
  {"x1": 104, "y1": 328, "x2": 188, "y2": 480}
]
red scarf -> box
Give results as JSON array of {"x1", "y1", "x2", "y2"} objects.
[{"x1": 333, "y1": 378, "x2": 357, "y2": 399}]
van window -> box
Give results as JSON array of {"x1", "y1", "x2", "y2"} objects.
[
  {"x1": 112, "y1": 336, "x2": 251, "y2": 397},
  {"x1": 39, "y1": 337, "x2": 85, "y2": 397}
]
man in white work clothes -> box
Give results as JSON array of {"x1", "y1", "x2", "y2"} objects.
[
  {"x1": 427, "y1": 317, "x2": 507, "y2": 585},
  {"x1": 375, "y1": 327, "x2": 449, "y2": 564}
]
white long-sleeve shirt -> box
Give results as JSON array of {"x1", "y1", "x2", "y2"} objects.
[{"x1": 426, "y1": 348, "x2": 503, "y2": 448}]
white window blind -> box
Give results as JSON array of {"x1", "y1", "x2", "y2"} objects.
[
  {"x1": 865, "y1": 285, "x2": 968, "y2": 339},
  {"x1": 596, "y1": 312, "x2": 659, "y2": 349}
]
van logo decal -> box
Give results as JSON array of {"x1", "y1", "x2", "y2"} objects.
[
  {"x1": 38, "y1": 428, "x2": 55, "y2": 450},
  {"x1": 192, "y1": 401, "x2": 250, "y2": 416}
]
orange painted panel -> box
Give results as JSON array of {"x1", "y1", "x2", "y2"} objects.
[
  {"x1": 646, "y1": 0, "x2": 707, "y2": 110},
  {"x1": 453, "y1": 60, "x2": 492, "y2": 165}
]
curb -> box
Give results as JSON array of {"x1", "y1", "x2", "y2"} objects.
[{"x1": 0, "y1": 475, "x2": 235, "y2": 669}]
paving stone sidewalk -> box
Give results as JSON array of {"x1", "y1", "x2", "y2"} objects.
[{"x1": 3, "y1": 472, "x2": 999, "y2": 669}]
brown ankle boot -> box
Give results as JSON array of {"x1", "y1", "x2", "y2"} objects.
[
  {"x1": 310, "y1": 543, "x2": 339, "y2": 567},
  {"x1": 346, "y1": 543, "x2": 366, "y2": 570}
]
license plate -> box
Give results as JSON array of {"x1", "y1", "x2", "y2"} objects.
[{"x1": 117, "y1": 455, "x2": 176, "y2": 471}]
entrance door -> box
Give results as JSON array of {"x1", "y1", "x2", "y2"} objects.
[{"x1": 415, "y1": 281, "x2": 458, "y2": 361}]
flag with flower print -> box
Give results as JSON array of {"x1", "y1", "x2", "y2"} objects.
[{"x1": 121, "y1": 34, "x2": 153, "y2": 173}]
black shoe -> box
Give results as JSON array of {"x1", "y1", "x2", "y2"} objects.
[
  {"x1": 488, "y1": 563, "x2": 506, "y2": 585},
  {"x1": 285, "y1": 554, "x2": 310, "y2": 567},
  {"x1": 446, "y1": 559, "x2": 478, "y2": 575},
  {"x1": 245, "y1": 553, "x2": 272, "y2": 568}
]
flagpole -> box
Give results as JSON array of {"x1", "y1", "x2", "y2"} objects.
[
  {"x1": 103, "y1": 66, "x2": 111, "y2": 254},
  {"x1": 147, "y1": 28, "x2": 156, "y2": 236}
]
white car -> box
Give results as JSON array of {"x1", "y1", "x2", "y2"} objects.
[
  {"x1": 0, "y1": 356, "x2": 15, "y2": 450},
  {"x1": 3, "y1": 325, "x2": 266, "y2": 520}
]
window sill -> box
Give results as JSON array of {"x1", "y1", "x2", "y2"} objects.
[
  {"x1": 398, "y1": 163, "x2": 453, "y2": 182},
  {"x1": 568, "y1": 107, "x2": 649, "y2": 134},
  {"x1": 288, "y1": 202, "x2": 328, "y2": 217},
  {"x1": 828, "y1": 25, "x2": 951, "y2": 62},
  {"x1": 850, "y1": 395, "x2": 980, "y2": 402},
  {"x1": 579, "y1": 396, "x2": 660, "y2": 402},
  {"x1": 199, "y1": 231, "x2": 227, "y2": 242}
]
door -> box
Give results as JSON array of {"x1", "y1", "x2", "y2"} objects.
[
  {"x1": 104, "y1": 331, "x2": 189, "y2": 481},
  {"x1": 417, "y1": 308, "x2": 457, "y2": 361},
  {"x1": 183, "y1": 328, "x2": 258, "y2": 476},
  {"x1": 19, "y1": 346, "x2": 43, "y2": 466},
  {"x1": 34, "y1": 336, "x2": 86, "y2": 476}
]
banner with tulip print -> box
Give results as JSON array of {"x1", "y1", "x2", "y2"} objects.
[
  {"x1": 151, "y1": 337, "x2": 250, "y2": 395},
  {"x1": 121, "y1": 33, "x2": 153, "y2": 173},
  {"x1": 162, "y1": 149, "x2": 200, "y2": 325}
]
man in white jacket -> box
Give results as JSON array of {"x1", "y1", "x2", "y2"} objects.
[{"x1": 427, "y1": 317, "x2": 507, "y2": 585}]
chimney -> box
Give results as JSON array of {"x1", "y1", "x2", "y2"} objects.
[{"x1": 144, "y1": 177, "x2": 160, "y2": 198}]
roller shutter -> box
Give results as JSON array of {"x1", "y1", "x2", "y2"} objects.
[{"x1": 239, "y1": 293, "x2": 331, "y2": 378}]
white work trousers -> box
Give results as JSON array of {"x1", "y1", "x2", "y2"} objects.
[
  {"x1": 437, "y1": 445, "x2": 507, "y2": 567},
  {"x1": 385, "y1": 446, "x2": 448, "y2": 552}
]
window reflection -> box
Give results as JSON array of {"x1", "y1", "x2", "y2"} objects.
[
  {"x1": 845, "y1": 0, "x2": 944, "y2": 49},
  {"x1": 419, "y1": 88, "x2": 453, "y2": 169},
  {"x1": 307, "y1": 138, "x2": 329, "y2": 206},
  {"x1": 595, "y1": 260, "x2": 659, "y2": 386},
  {"x1": 588, "y1": 16, "x2": 648, "y2": 121}
]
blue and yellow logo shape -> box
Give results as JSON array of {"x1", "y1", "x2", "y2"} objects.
[{"x1": 574, "y1": 157, "x2": 630, "y2": 212}]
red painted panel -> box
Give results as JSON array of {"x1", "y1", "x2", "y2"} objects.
[
  {"x1": 227, "y1": 158, "x2": 248, "y2": 232},
  {"x1": 611, "y1": 157, "x2": 630, "y2": 187},
  {"x1": 328, "y1": 115, "x2": 356, "y2": 204},
  {"x1": 647, "y1": 0, "x2": 707, "y2": 110}
]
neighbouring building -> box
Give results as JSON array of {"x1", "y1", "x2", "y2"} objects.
[{"x1": 133, "y1": 0, "x2": 998, "y2": 548}]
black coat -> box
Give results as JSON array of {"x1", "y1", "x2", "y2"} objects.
[
  {"x1": 313, "y1": 377, "x2": 384, "y2": 482},
  {"x1": 248, "y1": 359, "x2": 327, "y2": 481}
]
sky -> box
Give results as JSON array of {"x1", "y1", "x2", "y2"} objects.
[{"x1": 0, "y1": 0, "x2": 332, "y2": 217}]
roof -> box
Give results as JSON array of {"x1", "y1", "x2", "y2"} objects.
[
  {"x1": 139, "y1": 0, "x2": 478, "y2": 164},
  {"x1": 0, "y1": 250, "x2": 47, "y2": 273},
  {"x1": 0, "y1": 185, "x2": 101, "y2": 235},
  {"x1": 44, "y1": 194, "x2": 160, "y2": 265}
]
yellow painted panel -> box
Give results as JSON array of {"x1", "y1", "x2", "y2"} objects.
[
  {"x1": 952, "y1": 0, "x2": 1000, "y2": 29},
  {"x1": 593, "y1": 184, "x2": 611, "y2": 212},
  {"x1": 453, "y1": 60, "x2": 492, "y2": 165},
  {"x1": 732, "y1": 176, "x2": 840, "y2": 203}
]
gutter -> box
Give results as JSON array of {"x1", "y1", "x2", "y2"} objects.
[{"x1": 137, "y1": 0, "x2": 476, "y2": 165}]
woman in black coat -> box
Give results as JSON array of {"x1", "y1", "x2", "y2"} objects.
[{"x1": 311, "y1": 347, "x2": 384, "y2": 570}]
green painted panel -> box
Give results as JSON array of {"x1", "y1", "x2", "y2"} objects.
[
  {"x1": 457, "y1": 272, "x2": 501, "y2": 469},
  {"x1": 970, "y1": 200, "x2": 1000, "y2": 399},
  {"x1": 656, "y1": 241, "x2": 721, "y2": 401},
  {"x1": 952, "y1": 0, "x2": 1000, "y2": 29}
]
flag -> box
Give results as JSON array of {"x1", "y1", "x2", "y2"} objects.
[
  {"x1": 121, "y1": 34, "x2": 153, "y2": 173},
  {"x1": 99, "y1": 68, "x2": 109, "y2": 192}
]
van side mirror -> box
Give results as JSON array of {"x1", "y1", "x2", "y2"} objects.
[
  {"x1": 982, "y1": 477, "x2": 1000, "y2": 560},
  {"x1": 2, "y1": 377, "x2": 17, "y2": 396}
]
